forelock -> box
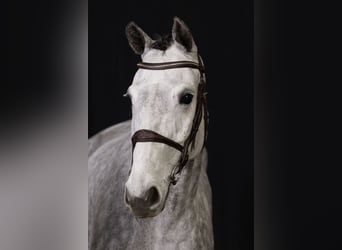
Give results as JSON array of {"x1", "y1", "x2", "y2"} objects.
[{"x1": 150, "y1": 34, "x2": 173, "y2": 51}]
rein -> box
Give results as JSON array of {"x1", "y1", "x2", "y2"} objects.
[{"x1": 131, "y1": 55, "x2": 209, "y2": 185}]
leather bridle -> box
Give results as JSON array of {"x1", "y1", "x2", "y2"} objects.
[{"x1": 131, "y1": 55, "x2": 209, "y2": 185}]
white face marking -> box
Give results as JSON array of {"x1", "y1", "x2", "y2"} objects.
[{"x1": 125, "y1": 43, "x2": 205, "y2": 214}]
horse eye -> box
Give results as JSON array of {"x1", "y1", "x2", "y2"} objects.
[{"x1": 180, "y1": 93, "x2": 193, "y2": 105}]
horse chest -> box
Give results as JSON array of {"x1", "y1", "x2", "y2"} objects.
[
  {"x1": 126, "y1": 190, "x2": 213, "y2": 250},
  {"x1": 128, "y1": 217, "x2": 210, "y2": 250}
]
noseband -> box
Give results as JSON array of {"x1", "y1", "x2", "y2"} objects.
[{"x1": 131, "y1": 55, "x2": 209, "y2": 185}]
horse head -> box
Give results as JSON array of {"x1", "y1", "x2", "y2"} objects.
[{"x1": 124, "y1": 17, "x2": 208, "y2": 218}]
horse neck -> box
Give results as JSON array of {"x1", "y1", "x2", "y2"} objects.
[{"x1": 164, "y1": 148, "x2": 205, "y2": 215}]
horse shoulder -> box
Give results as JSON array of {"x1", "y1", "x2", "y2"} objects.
[{"x1": 88, "y1": 120, "x2": 134, "y2": 250}]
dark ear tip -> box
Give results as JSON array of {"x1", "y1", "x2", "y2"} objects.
[
  {"x1": 172, "y1": 16, "x2": 190, "y2": 31},
  {"x1": 173, "y1": 16, "x2": 184, "y2": 26},
  {"x1": 173, "y1": 16, "x2": 185, "y2": 23},
  {"x1": 125, "y1": 22, "x2": 136, "y2": 32},
  {"x1": 127, "y1": 21, "x2": 136, "y2": 27},
  {"x1": 173, "y1": 16, "x2": 180, "y2": 22}
]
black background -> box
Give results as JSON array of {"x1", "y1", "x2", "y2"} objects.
[
  {"x1": 89, "y1": 0, "x2": 253, "y2": 249},
  {"x1": 255, "y1": 1, "x2": 342, "y2": 249},
  {"x1": 6, "y1": 0, "x2": 342, "y2": 249}
]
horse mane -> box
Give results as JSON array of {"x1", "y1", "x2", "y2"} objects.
[{"x1": 151, "y1": 33, "x2": 173, "y2": 51}]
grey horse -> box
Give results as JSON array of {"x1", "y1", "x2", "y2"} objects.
[{"x1": 89, "y1": 17, "x2": 214, "y2": 250}]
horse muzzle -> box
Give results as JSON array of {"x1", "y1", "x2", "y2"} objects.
[{"x1": 125, "y1": 186, "x2": 163, "y2": 218}]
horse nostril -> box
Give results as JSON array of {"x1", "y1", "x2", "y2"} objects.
[
  {"x1": 146, "y1": 187, "x2": 160, "y2": 206},
  {"x1": 125, "y1": 186, "x2": 160, "y2": 211}
]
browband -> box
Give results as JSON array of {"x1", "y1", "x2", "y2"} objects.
[{"x1": 137, "y1": 60, "x2": 205, "y2": 73}]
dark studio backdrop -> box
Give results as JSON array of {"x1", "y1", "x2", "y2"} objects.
[
  {"x1": 89, "y1": 0, "x2": 253, "y2": 249},
  {"x1": 6, "y1": 0, "x2": 342, "y2": 250}
]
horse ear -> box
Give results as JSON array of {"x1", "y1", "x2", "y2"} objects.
[
  {"x1": 125, "y1": 22, "x2": 152, "y2": 55},
  {"x1": 172, "y1": 17, "x2": 196, "y2": 52}
]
